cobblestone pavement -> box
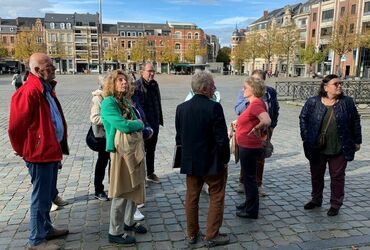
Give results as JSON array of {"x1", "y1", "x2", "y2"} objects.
[{"x1": 0, "y1": 74, "x2": 370, "y2": 250}]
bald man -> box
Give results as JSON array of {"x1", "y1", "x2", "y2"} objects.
[{"x1": 8, "y1": 53, "x2": 69, "y2": 250}]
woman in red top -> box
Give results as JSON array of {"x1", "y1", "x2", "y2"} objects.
[{"x1": 235, "y1": 77, "x2": 271, "y2": 219}]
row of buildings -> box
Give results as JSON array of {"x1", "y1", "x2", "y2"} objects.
[
  {"x1": 231, "y1": 0, "x2": 370, "y2": 78},
  {"x1": 0, "y1": 13, "x2": 220, "y2": 73}
]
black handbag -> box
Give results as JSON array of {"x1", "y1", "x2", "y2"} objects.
[{"x1": 86, "y1": 126, "x2": 106, "y2": 152}]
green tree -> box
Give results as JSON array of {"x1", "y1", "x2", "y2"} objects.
[
  {"x1": 158, "y1": 41, "x2": 179, "y2": 73},
  {"x1": 244, "y1": 30, "x2": 262, "y2": 72},
  {"x1": 0, "y1": 42, "x2": 8, "y2": 59},
  {"x1": 231, "y1": 41, "x2": 246, "y2": 74},
  {"x1": 329, "y1": 15, "x2": 357, "y2": 76},
  {"x1": 131, "y1": 38, "x2": 152, "y2": 63},
  {"x1": 259, "y1": 24, "x2": 279, "y2": 72},
  {"x1": 14, "y1": 32, "x2": 46, "y2": 62},
  {"x1": 184, "y1": 40, "x2": 207, "y2": 63},
  {"x1": 276, "y1": 23, "x2": 299, "y2": 76},
  {"x1": 49, "y1": 41, "x2": 67, "y2": 73},
  {"x1": 300, "y1": 43, "x2": 326, "y2": 76},
  {"x1": 216, "y1": 46, "x2": 231, "y2": 66}
]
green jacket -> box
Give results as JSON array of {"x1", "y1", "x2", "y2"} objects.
[{"x1": 101, "y1": 96, "x2": 143, "y2": 152}]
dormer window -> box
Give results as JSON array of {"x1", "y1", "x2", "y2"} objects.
[
  {"x1": 66, "y1": 23, "x2": 71, "y2": 29},
  {"x1": 50, "y1": 22, "x2": 55, "y2": 29},
  {"x1": 60, "y1": 23, "x2": 65, "y2": 29}
]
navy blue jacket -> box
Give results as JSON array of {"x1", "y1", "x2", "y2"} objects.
[
  {"x1": 234, "y1": 86, "x2": 279, "y2": 128},
  {"x1": 135, "y1": 77, "x2": 163, "y2": 129},
  {"x1": 299, "y1": 95, "x2": 362, "y2": 161},
  {"x1": 175, "y1": 94, "x2": 230, "y2": 176}
]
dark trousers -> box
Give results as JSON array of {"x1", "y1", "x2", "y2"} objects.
[
  {"x1": 144, "y1": 127, "x2": 159, "y2": 176},
  {"x1": 94, "y1": 150, "x2": 110, "y2": 194},
  {"x1": 309, "y1": 153, "x2": 347, "y2": 209},
  {"x1": 239, "y1": 158, "x2": 265, "y2": 187},
  {"x1": 26, "y1": 162, "x2": 59, "y2": 246},
  {"x1": 185, "y1": 167, "x2": 228, "y2": 240},
  {"x1": 239, "y1": 147, "x2": 263, "y2": 217}
]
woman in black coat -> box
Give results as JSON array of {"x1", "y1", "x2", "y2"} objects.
[{"x1": 299, "y1": 74, "x2": 362, "y2": 216}]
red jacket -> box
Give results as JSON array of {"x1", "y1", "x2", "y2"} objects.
[{"x1": 8, "y1": 73, "x2": 69, "y2": 163}]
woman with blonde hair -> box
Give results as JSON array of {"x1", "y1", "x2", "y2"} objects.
[
  {"x1": 101, "y1": 70, "x2": 147, "y2": 245},
  {"x1": 235, "y1": 77, "x2": 271, "y2": 219}
]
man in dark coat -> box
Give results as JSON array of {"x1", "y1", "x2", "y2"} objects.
[
  {"x1": 175, "y1": 71, "x2": 230, "y2": 247},
  {"x1": 135, "y1": 63, "x2": 163, "y2": 183}
]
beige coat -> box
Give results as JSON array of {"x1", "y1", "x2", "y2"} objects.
[{"x1": 109, "y1": 130, "x2": 146, "y2": 204}]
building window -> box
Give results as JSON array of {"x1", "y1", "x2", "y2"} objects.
[
  {"x1": 120, "y1": 31, "x2": 125, "y2": 37},
  {"x1": 321, "y1": 27, "x2": 333, "y2": 37},
  {"x1": 76, "y1": 22, "x2": 82, "y2": 26},
  {"x1": 339, "y1": 25, "x2": 344, "y2": 34},
  {"x1": 121, "y1": 41, "x2": 125, "y2": 48},
  {"x1": 127, "y1": 32, "x2": 131, "y2": 37},
  {"x1": 350, "y1": 23, "x2": 355, "y2": 33},
  {"x1": 89, "y1": 22, "x2": 96, "y2": 26},
  {"x1": 60, "y1": 33, "x2": 65, "y2": 42},
  {"x1": 50, "y1": 22, "x2": 55, "y2": 29},
  {"x1": 175, "y1": 43, "x2": 181, "y2": 49},
  {"x1": 340, "y1": 7, "x2": 345, "y2": 16},
  {"x1": 10, "y1": 27, "x2": 15, "y2": 32},
  {"x1": 194, "y1": 32, "x2": 199, "y2": 39},
  {"x1": 37, "y1": 36, "x2": 43, "y2": 44},
  {"x1": 132, "y1": 32, "x2": 136, "y2": 37},
  {"x1": 363, "y1": 21, "x2": 370, "y2": 33},
  {"x1": 60, "y1": 23, "x2": 65, "y2": 29},
  {"x1": 351, "y1": 4, "x2": 356, "y2": 15},
  {"x1": 365, "y1": 2, "x2": 370, "y2": 15},
  {"x1": 128, "y1": 41, "x2": 132, "y2": 48},
  {"x1": 67, "y1": 34, "x2": 72, "y2": 42},
  {"x1": 322, "y1": 9, "x2": 334, "y2": 22},
  {"x1": 10, "y1": 36, "x2": 14, "y2": 43},
  {"x1": 2, "y1": 37, "x2": 7, "y2": 44},
  {"x1": 175, "y1": 31, "x2": 181, "y2": 39},
  {"x1": 312, "y1": 29, "x2": 316, "y2": 37},
  {"x1": 313, "y1": 12, "x2": 317, "y2": 22},
  {"x1": 187, "y1": 32, "x2": 192, "y2": 39},
  {"x1": 138, "y1": 32, "x2": 143, "y2": 36},
  {"x1": 66, "y1": 23, "x2": 71, "y2": 29},
  {"x1": 159, "y1": 40, "x2": 164, "y2": 46}
]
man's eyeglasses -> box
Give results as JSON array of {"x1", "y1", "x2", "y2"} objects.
[{"x1": 145, "y1": 70, "x2": 155, "y2": 73}]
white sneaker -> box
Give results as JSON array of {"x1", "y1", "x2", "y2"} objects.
[
  {"x1": 137, "y1": 203, "x2": 145, "y2": 208},
  {"x1": 134, "y1": 209, "x2": 145, "y2": 221},
  {"x1": 258, "y1": 185, "x2": 267, "y2": 197},
  {"x1": 50, "y1": 203, "x2": 59, "y2": 212},
  {"x1": 202, "y1": 183, "x2": 209, "y2": 194}
]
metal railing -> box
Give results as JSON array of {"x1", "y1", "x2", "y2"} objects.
[{"x1": 275, "y1": 80, "x2": 370, "y2": 109}]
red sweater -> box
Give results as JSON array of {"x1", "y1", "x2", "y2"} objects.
[
  {"x1": 236, "y1": 98, "x2": 267, "y2": 148},
  {"x1": 8, "y1": 73, "x2": 69, "y2": 163}
]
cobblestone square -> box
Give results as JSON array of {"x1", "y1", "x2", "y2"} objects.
[{"x1": 0, "y1": 74, "x2": 370, "y2": 249}]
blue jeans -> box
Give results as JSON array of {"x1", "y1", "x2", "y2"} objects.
[{"x1": 26, "y1": 162, "x2": 59, "y2": 246}]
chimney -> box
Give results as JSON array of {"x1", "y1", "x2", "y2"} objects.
[{"x1": 263, "y1": 10, "x2": 269, "y2": 17}]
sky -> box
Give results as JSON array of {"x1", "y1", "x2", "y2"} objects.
[{"x1": 0, "y1": 0, "x2": 303, "y2": 46}]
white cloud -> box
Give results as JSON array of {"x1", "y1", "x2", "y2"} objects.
[
  {"x1": 0, "y1": 0, "x2": 53, "y2": 18},
  {"x1": 214, "y1": 16, "x2": 256, "y2": 26}
]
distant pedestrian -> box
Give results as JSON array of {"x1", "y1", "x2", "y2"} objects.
[
  {"x1": 135, "y1": 62, "x2": 163, "y2": 184},
  {"x1": 234, "y1": 69, "x2": 279, "y2": 196},
  {"x1": 11, "y1": 70, "x2": 23, "y2": 90},
  {"x1": 300, "y1": 74, "x2": 362, "y2": 216},
  {"x1": 235, "y1": 77, "x2": 271, "y2": 219},
  {"x1": 175, "y1": 71, "x2": 230, "y2": 247},
  {"x1": 90, "y1": 75, "x2": 110, "y2": 201},
  {"x1": 101, "y1": 70, "x2": 147, "y2": 245},
  {"x1": 8, "y1": 53, "x2": 69, "y2": 250}
]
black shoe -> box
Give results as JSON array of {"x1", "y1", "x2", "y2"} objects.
[
  {"x1": 124, "y1": 222, "x2": 147, "y2": 234},
  {"x1": 108, "y1": 233, "x2": 136, "y2": 245},
  {"x1": 186, "y1": 231, "x2": 203, "y2": 245},
  {"x1": 236, "y1": 202, "x2": 246, "y2": 210},
  {"x1": 327, "y1": 207, "x2": 339, "y2": 216},
  {"x1": 95, "y1": 191, "x2": 109, "y2": 201},
  {"x1": 304, "y1": 201, "x2": 321, "y2": 210},
  {"x1": 236, "y1": 210, "x2": 258, "y2": 219}
]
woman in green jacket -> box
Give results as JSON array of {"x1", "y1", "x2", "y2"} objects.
[{"x1": 101, "y1": 70, "x2": 147, "y2": 245}]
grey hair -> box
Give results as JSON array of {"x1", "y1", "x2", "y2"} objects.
[
  {"x1": 140, "y1": 62, "x2": 153, "y2": 71},
  {"x1": 191, "y1": 71, "x2": 214, "y2": 94}
]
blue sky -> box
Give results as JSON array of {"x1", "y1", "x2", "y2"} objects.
[{"x1": 0, "y1": 0, "x2": 303, "y2": 46}]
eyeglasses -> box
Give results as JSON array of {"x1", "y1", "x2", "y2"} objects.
[
  {"x1": 328, "y1": 81, "x2": 342, "y2": 87},
  {"x1": 145, "y1": 70, "x2": 155, "y2": 73}
]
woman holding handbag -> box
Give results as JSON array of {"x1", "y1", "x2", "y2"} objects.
[
  {"x1": 90, "y1": 75, "x2": 110, "y2": 201},
  {"x1": 299, "y1": 74, "x2": 362, "y2": 216},
  {"x1": 101, "y1": 70, "x2": 147, "y2": 245}
]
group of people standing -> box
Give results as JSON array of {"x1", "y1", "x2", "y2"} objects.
[{"x1": 7, "y1": 52, "x2": 362, "y2": 250}]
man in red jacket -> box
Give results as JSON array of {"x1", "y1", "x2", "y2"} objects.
[{"x1": 8, "y1": 53, "x2": 69, "y2": 250}]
